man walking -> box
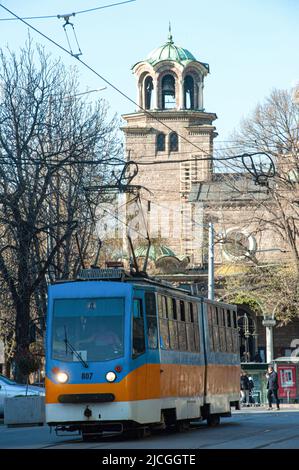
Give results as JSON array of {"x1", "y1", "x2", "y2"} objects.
[
  {"x1": 266, "y1": 365, "x2": 280, "y2": 410},
  {"x1": 240, "y1": 371, "x2": 250, "y2": 407}
]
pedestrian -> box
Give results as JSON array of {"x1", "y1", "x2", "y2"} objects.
[
  {"x1": 266, "y1": 365, "x2": 280, "y2": 410},
  {"x1": 240, "y1": 371, "x2": 250, "y2": 406},
  {"x1": 248, "y1": 376, "x2": 255, "y2": 406}
]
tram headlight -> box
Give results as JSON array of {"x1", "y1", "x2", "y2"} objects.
[
  {"x1": 106, "y1": 371, "x2": 116, "y2": 383},
  {"x1": 56, "y1": 371, "x2": 69, "y2": 384}
]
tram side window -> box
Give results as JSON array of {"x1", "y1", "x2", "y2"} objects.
[
  {"x1": 233, "y1": 311, "x2": 237, "y2": 329},
  {"x1": 145, "y1": 292, "x2": 158, "y2": 350},
  {"x1": 172, "y1": 298, "x2": 177, "y2": 320},
  {"x1": 180, "y1": 301, "x2": 186, "y2": 321},
  {"x1": 157, "y1": 295, "x2": 170, "y2": 349},
  {"x1": 159, "y1": 317, "x2": 170, "y2": 349},
  {"x1": 132, "y1": 299, "x2": 145, "y2": 357},
  {"x1": 219, "y1": 308, "x2": 227, "y2": 352},
  {"x1": 232, "y1": 310, "x2": 239, "y2": 353},
  {"x1": 225, "y1": 309, "x2": 233, "y2": 353},
  {"x1": 212, "y1": 306, "x2": 220, "y2": 351},
  {"x1": 193, "y1": 303, "x2": 200, "y2": 352},
  {"x1": 207, "y1": 304, "x2": 215, "y2": 351},
  {"x1": 186, "y1": 302, "x2": 196, "y2": 352}
]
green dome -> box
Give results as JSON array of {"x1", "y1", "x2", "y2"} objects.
[
  {"x1": 135, "y1": 244, "x2": 177, "y2": 261},
  {"x1": 146, "y1": 32, "x2": 196, "y2": 66}
]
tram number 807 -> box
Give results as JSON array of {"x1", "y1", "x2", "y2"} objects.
[{"x1": 81, "y1": 372, "x2": 93, "y2": 380}]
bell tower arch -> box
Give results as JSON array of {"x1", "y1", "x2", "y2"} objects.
[{"x1": 122, "y1": 28, "x2": 218, "y2": 266}]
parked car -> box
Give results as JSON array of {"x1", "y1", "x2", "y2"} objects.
[{"x1": 0, "y1": 374, "x2": 45, "y2": 416}]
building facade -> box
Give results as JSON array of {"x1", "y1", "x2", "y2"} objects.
[
  {"x1": 120, "y1": 32, "x2": 299, "y2": 363},
  {"x1": 121, "y1": 29, "x2": 216, "y2": 264}
]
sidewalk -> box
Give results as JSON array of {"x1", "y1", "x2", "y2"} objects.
[{"x1": 239, "y1": 403, "x2": 299, "y2": 411}]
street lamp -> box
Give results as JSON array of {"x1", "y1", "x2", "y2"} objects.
[{"x1": 262, "y1": 311, "x2": 276, "y2": 364}]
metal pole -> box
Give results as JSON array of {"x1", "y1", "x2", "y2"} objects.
[
  {"x1": 266, "y1": 326, "x2": 274, "y2": 364},
  {"x1": 208, "y1": 222, "x2": 214, "y2": 300}
]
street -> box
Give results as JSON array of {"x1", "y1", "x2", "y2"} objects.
[{"x1": 0, "y1": 408, "x2": 299, "y2": 449}]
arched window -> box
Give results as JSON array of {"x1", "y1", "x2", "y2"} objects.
[
  {"x1": 144, "y1": 76, "x2": 153, "y2": 110},
  {"x1": 162, "y1": 74, "x2": 176, "y2": 109},
  {"x1": 156, "y1": 133, "x2": 165, "y2": 152},
  {"x1": 184, "y1": 75, "x2": 195, "y2": 109},
  {"x1": 169, "y1": 132, "x2": 178, "y2": 152}
]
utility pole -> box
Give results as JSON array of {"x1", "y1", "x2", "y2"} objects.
[
  {"x1": 208, "y1": 222, "x2": 214, "y2": 300},
  {"x1": 262, "y1": 314, "x2": 276, "y2": 364}
]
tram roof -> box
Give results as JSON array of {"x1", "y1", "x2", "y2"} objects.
[{"x1": 51, "y1": 267, "x2": 201, "y2": 298}]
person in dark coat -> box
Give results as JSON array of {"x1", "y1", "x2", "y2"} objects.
[
  {"x1": 266, "y1": 365, "x2": 280, "y2": 410},
  {"x1": 240, "y1": 371, "x2": 250, "y2": 406}
]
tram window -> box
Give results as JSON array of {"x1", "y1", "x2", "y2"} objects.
[
  {"x1": 162, "y1": 296, "x2": 168, "y2": 318},
  {"x1": 145, "y1": 292, "x2": 156, "y2": 317},
  {"x1": 233, "y1": 311, "x2": 237, "y2": 329},
  {"x1": 132, "y1": 299, "x2": 145, "y2": 357},
  {"x1": 218, "y1": 308, "x2": 223, "y2": 326},
  {"x1": 189, "y1": 303, "x2": 194, "y2": 323},
  {"x1": 167, "y1": 297, "x2": 174, "y2": 320},
  {"x1": 213, "y1": 323, "x2": 220, "y2": 351},
  {"x1": 145, "y1": 293, "x2": 158, "y2": 350},
  {"x1": 157, "y1": 295, "x2": 163, "y2": 318},
  {"x1": 226, "y1": 327, "x2": 233, "y2": 353},
  {"x1": 185, "y1": 303, "x2": 191, "y2": 323},
  {"x1": 178, "y1": 322, "x2": 187, "y2": 351},
  {"x1": 194, "y1": 323, "x2": 200, "y2": 352},
  {"x1": 221, "y1": 308, "x2": 226, "y2": 327},
  {"x1": 172, "y1": 298, "x2": 177, "y2": 320},
  {"x1": 168, "y1": 320, "x2": 179, "y2": 350},
  {"x1": 208, "y1": 305, "x2": 213, "y2": 326},
  {"x1": 186, "y1": 323, "x2": 196, "y2": 352},
  {"x1": 227, "y1": 310, "x2": 232, "y2": 328},
  {"x1": 180, "y1": 301, "x2": 186, "y2": 321},
  {"x1": 159, "y1": 318, "x2": 170, "y2": 349}
]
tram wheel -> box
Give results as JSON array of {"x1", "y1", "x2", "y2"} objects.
[{"x1": 207, "y1": 415, "x2": 220, "y2": 427}]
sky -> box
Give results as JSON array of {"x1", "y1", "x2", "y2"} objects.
[{"x1": 0, "y1": 0, "x2": 298, "y2": 144}]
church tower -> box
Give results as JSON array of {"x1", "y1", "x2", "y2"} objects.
[{"x1": 122, "y1": 28, "x2": 217, "y2": 267}]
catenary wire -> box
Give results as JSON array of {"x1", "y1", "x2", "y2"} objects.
[
  {"x1": 0, "y1": 3, "x2": 272, "y2": 169},
  {"x1": 0, "y1": 1, "x2": 136, "y2": 21}
]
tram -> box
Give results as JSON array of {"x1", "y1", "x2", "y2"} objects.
[{"x1": 45, "y1": 268, "x2": 240, "y2": 439}]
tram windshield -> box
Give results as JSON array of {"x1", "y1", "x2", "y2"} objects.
[{"x1": 52, "y1": 297, "x2": 124, "y2": 362}]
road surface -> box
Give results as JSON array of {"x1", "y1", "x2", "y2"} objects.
[{"x1": 0, "y1": 408, "x2": 299, "y2": 449}]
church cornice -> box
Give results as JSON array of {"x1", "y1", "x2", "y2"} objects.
[
  {"x1": 122, "y1": 110, "x2": 217, "y2": 124},
  {"x1": 120, "y1": 126, "x2": 154, "y2": 136}
]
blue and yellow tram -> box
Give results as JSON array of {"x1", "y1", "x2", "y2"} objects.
[{"x1": 45, "y1": 268, "x2": 240, "y2": 438}]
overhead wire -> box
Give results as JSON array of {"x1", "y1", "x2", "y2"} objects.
[
  {"x1": 0, "y1": 1, "x2": 136, "y2": 21},
  {"x1": 0, "y1": 2, "x2": 272, "y2": 169}
]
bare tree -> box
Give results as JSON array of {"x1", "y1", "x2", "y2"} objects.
[
  {"x1": 0, "y1": 39, "x2": 122, "y2": 380},
  {"x1": 223, "y1": 89, "x2": 299, "y2": 265},
  {"x1": 215, "y1": 88, "x2": 299, "y2": 321}
]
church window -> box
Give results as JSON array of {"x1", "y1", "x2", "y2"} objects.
[
  {"x1": 169, "y1": 132, "x2": 178, "y2": 152},
  {"x1": 144, "y1": 76, "x2": 153, "y2": 110},
  {"x1": 156, "y1": 133, "x2": 165, "y2": 152},
  {"x1": 162, "y1": 74, "x2": 176, "y2": 109},
  {"x1": 184, "y1": 75, "x2": 195, "y2": 109}
]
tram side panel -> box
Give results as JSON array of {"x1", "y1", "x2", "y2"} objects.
[
  {"x1": 155, "y1": 293, "x2": 206, "y2": 421},
  {"x1": 202, "y1": 300, "x2": 240, "y2": 415}
]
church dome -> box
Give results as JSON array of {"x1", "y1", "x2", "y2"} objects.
[
  {"x1": 135, "y1": 244, "x2": 176, "y2": 261},
  {"x1": 146, "y1": 32, "x2": 196, "y2": 66}
]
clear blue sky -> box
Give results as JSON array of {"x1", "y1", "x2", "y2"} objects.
[{"x1": 0, "y1": 0, "x2": 298, "y2": 143}]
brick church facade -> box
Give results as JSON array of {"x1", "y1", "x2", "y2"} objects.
[{"x1": 119, "y1": 30, "x2": 299, "y2": 362}]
